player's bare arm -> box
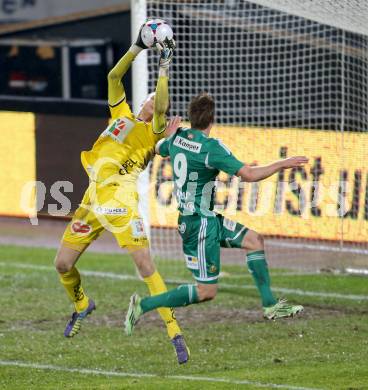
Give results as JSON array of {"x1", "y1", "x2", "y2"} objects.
[
  {"x1": 237, "y1": 156, "x2": 309, "y2": 182},
  {"x1": 154, "y1": 115, "x2": 182, "y2": 155},
  {"x1": 165, "y1": 115, "x2": 182, "y2": 137}
]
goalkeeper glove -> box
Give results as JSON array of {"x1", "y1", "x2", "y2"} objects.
[
  {"x1": 157, "y1": 38, "x2": 176, "y2": 69},
  {"x1": 134, "y1": 23, "x2": 150, "y2": 50}
]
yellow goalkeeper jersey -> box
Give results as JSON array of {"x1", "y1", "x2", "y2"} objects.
[{"x1": 81, "y1": 99, "x2": 164, "y2": 191}]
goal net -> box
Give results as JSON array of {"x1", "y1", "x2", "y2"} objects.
[{"x1": 139, "y1": 0, "x2": 368, "y2": 271}]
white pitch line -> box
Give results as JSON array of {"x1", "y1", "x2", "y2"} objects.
[
  {"x1": 267, "y1": 240, "x2": 368, "y2": 255},
  {"x1": 248, "y1": 286, "x2": 368, "y2": 301},
  {"x1": 345, "y1": 268, "x2": 368, "y2": 276},
  {"x1": 0, "y1": 262, "x2": 137, "y2": 281},
  {"x1": 0, "y1": 360, "x2": 322, "y2": 390},
  {"x1": 1, "y1": 261, "x2": 368, "y2": 301},
  {"x1": 219, "y1": 271, "x2": 320, "y2": 278}
]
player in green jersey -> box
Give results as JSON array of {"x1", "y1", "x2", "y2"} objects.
[{"x1": 125, "y1": 92, "x2": 309, "y2": 335}]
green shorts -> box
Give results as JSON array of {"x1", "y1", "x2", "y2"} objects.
[{"x1": 177, "y1": 213, "x2": 248, "y2": 284}]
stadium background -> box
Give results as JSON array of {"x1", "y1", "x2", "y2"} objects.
[
  {"x1": 1, "y1": 1, "x2": 368, "y2": 389},
  {"x1": 0, "y1": 0, "x2": 367, "y2": 265}
]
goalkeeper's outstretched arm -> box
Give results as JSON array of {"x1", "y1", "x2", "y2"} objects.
[
  {"x1": 153, "y1": 40, "x2": 175, "y2": 135},
  {"x1": 107, "y1": 27, "x2": 150, "y2": 106},
  {"x1": 107, "y1": 44, "x2": 143, "y2": 107},
  {"x1": 152, "y1": 67, "x2": 169, "y2": 134}
]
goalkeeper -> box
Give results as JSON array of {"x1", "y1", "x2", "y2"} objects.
[
  {"x1": 54, "y1": 31, "x2": 190, "y2": 364},
  {"x1": 125, "y1": 93, "x2": 308, "y2": 335}
]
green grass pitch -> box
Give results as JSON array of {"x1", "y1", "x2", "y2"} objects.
[{"x1": 1, "y1": 244, "x2": 368, "y2": 389}]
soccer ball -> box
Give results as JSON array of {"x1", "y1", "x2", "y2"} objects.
[{"x1": 141, "y1": 19, "x2": 173, "y2": 48}]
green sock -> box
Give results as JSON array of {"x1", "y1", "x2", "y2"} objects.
[
  {"x1": 140, "y1": 284, "x2": 199, "y2": 314},
  {"x1": 246, "y1": 250, "x2": 277, "y2": 307}
]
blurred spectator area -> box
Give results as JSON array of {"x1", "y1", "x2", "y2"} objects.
[
  {"x1": 0, "y1": 4, "x2": 131, "y2": 117},
  {"x1": 0, "y1": 1, "x2": 129, "y2": 24}
]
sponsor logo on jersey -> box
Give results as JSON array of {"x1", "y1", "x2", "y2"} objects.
[
  {"x1": 101, "y1": 117, "x2": 134, "y2": 143},
  {"x1": 131, "y1": 219, "x2": 146, "y2": 238},
  {"x1": 184, "y1": 254, "x2": 199, "y2": 270},
  {"x1": 173, "y1": 136, "x2": 202, "y2": 153},
  {"x1": 178, "y1": 222, "x2": 186, "y2": 234},
  {"x1": 223, "y1": 218, "x2": 236, "y2": 232},
  {"x1": 209, "y1": 265, "x2": 217, "y2": 273},
  {"x1": 184, "y1": 202, "x2": 195, "y2": 213},
  {"x1": 71, "y1": 220, "x2": 92, "y2": 235},
  {"x1": 176, "y1": 189, "x2": 196, "y2": 214},
  {"x1": 119, "y1": 158, "x2": 138, "y2": 175},
  {"x1": 93, "y1": 206, "x2": 128, "y2": 215}
]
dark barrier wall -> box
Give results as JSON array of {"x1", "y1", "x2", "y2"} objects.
[
  {"x1": 0, "y1": 10, "x2": 132, "y2": 117},
  {"x1": 36, "y1": 114, "x2": 107, "y2": 214}
]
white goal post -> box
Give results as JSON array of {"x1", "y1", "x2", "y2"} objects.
[
  {"x1": 132, "y1": 0, "x2": 368, "y2": 270},
  {"x1": 131, "y1": 0, "x2": 152, "y2": 241}
]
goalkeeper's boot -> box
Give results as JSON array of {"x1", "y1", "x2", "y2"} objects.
[
  {"x1": 64, "y1": 299, "x2": 96, "y2": 337},
  {"x1": 263, "y1": 299, "x2": 304, "y2": 320},
  {"x1": 171, "y1": 334, "x2": 190, "y2": 364},
  {"x1": 124, "y1": 293, "x2": 143, "y2": 336}
]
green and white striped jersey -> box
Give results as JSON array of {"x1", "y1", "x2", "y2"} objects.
[{"x1": 156, "y1": 127, "x2": 243, "y2": 217}]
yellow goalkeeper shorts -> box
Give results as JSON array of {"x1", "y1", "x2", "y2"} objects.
[{"x1": 62, "y1": 182, "x2": 149, "y2": 252}]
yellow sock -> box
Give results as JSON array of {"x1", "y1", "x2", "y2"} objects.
[
  {"x1": 144, "y1": 271, "x2": 182, "y2": 339},
  {"x1": 59, "y1": 266, "x2": 89, "y2": 313}
]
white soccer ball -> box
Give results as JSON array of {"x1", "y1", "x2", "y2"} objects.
[{"x1": 141, "y1": 19, "x2": 173, "y2": 48}]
